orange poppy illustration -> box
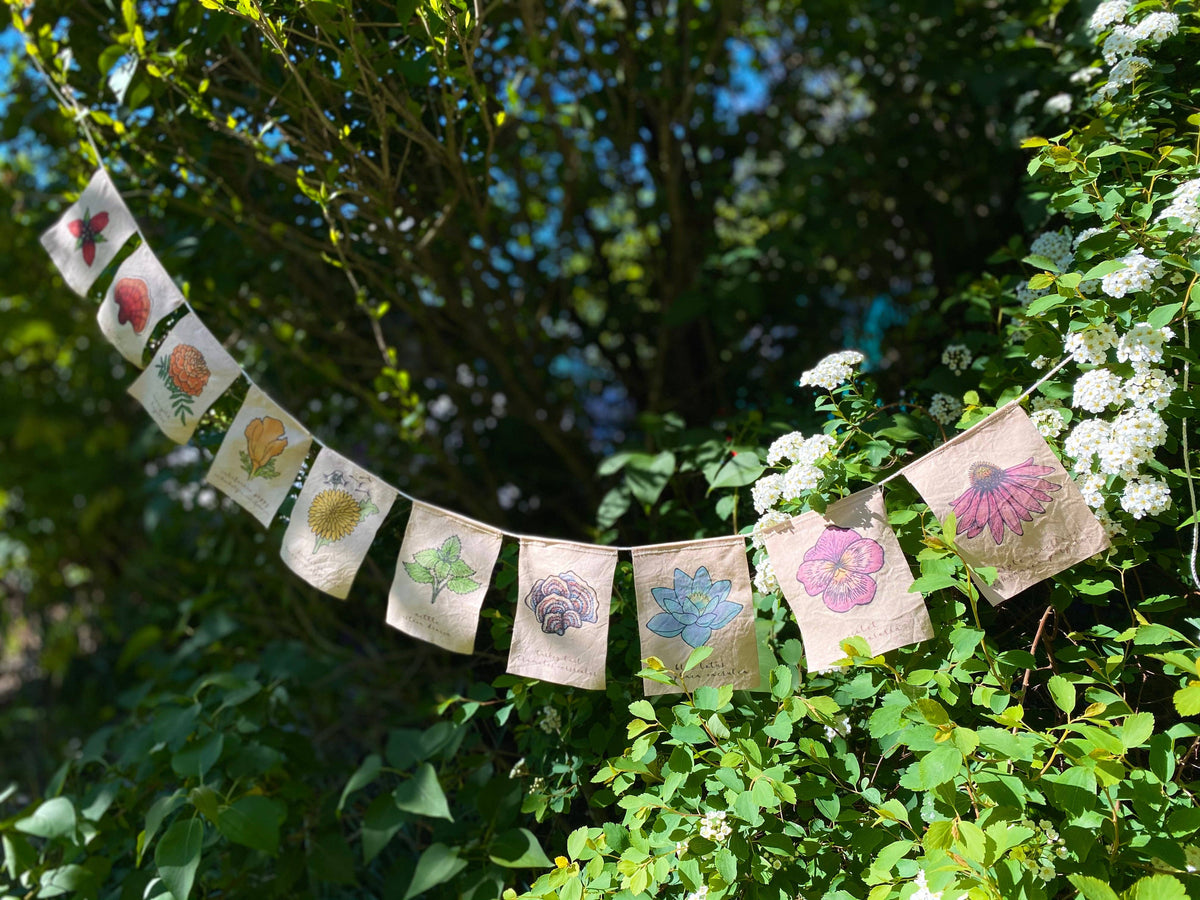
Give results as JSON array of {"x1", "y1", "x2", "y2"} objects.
[{"x1": 240, "y1": 416, "x2": 288, "y2": 480}]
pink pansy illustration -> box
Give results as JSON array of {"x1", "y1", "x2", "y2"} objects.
[
  {"x1": 67, "y1": 208, "x2": 109, "y2": 266},
  {"x1": 950, "y1": 458, "x2": 1061, "y2": 545},
  {"x1": 796, "y1": 526, "x2": 884, "y2": 613}
]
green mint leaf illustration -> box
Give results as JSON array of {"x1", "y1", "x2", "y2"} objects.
[
  {"x1": 439, "y1": 535, "x2": 462, "y2": 562},
  {"x1": 403, "y1": 562, "x2": 435, "y2": 584},
  {"x1": 446, "y1": 576, "x2": 481, "y2": 595},
  {"x1": 449, "y1": 559, "x2": 475, "y2": 578},
  {"x1": 432, "y1": 560, "x2": 451, "y2": 580},
  {"x1": 414, "y1": 549, "x2": 442, "y2": 568}
]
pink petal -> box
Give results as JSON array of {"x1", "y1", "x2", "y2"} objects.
[
  {"x1": 1003, "y1": 458, "x2": 1056, "y2": 479},
  {"x1": 985, "y1": 492, "x2": 1007, "y2": 545},
  {"x1": 797, "y1": 558, "x2": 837, "y2": 595},
  {"x1": 822, "y1": 570, "x2": 878, "y2": 612},
  {"x1": 806, "y1": 526, "x2": 864, "y2": 562},
  {"x1": 838, "y1": 536, "x2": 884, "y2": 576}
]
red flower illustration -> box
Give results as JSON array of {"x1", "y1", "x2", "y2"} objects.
[
  {"x1": 67, "y1": 208, "x2": 110, "y2": 266},
  {"x1": 950, "y1": 458, "x2": 1062, "y2": 545}
]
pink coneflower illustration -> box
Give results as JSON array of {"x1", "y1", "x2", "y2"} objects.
[
  {"x1": 796, "y1": 526, "x2": 884, "y2": 613},
  {"x1": 950, "y1": 458, "x2": 1061, "y2": 545}
]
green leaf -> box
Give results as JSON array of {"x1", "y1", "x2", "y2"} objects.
[
  {"x1": 403, "y1": 561, "x2": 435, "y2": 584},
  {"x1": 628, "y1": 699, "x2": 657, "y2": 720},
  {"x1": 682, "y1": 645, "x2": 714, "y2": 672},
  {"x1": 38, "y1": 864, "x2": 97, "y2": 897},
  {"x1": 155, "y1": 819, "x2": 204, "y2": 900},
  {"x1": 488, "y1": 827, "x2": 554, "y2": 868},
  {"x1": 566, "y1": 826, "x2": 588, "y2": 861},
  {"x1": 1068, "y1": 874, "x2": 1121, "y2": 900},
  {"x1": 1125, "y1": 874, "x2": 1187, "y2": 900},
  {"x1": 1120, "y1": 712, "x2": 1154, "y2": 750},
  {"x1": 703, "y1": 449, "x2": 765, "y2": 490},
  {"x1": 217, "y1": 796, "x2": 284, "y2": 854},
  {"x1": 439, "y1": 534, "x2": 462, "y2": 562},
  {"x1": 139, "y1": 791, "x2": 184, "y2": 866},
  {"x1": 338, "y1": 754, "x2": 382, "y2": 813},
  {"x1": 393, "y1": 763, "x2": 453, "y2": 820},
  {"x1": 449, "y1": 559, "x2": 475, "y2": 577},
  {"x1": 171, "y1": 732, "x2": 224, "y2": 780},
  {"x1": 1082, "y1": 259, "x2": 1127, "y2": 281},
  {"x1": 1047, "y1": 675, "x2": 1076, "y2": 714},
  {"x1": 1027, "y1": 272, "x2": 1056, "y2": 290},
  {"x1": 1173, "y1": 683, "x2": 1200, "y2": 716},
  {"x1": 626, "y1": 451, "x2": 677, "y2": 505},
  {"x1": 1023, "y1": 254, "x2": 1061, "y2": 274},
  {"x1": 404, "y1": 843, "x2": 468, "y2": 899},
  {"x1": 14, "y1": 797, "x2": 76, "y2": 840},
  {"x1": 362, "y1": 793, "x2": 406, "y2": 864},
  {"x1": 1146, "y1": 303, "x2": 1182, "y2": 329},
  {"x1": 414, "y1": 549, "x2": 442, "y2": 567},
  {"x1": 446, "y1": 576, "x2": 481, "y2": 594},
  {"x1": 917, "y1": 746, "x2": 962, "y2": 788}
]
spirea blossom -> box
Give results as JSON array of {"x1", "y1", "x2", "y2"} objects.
[
  {"x1": 1101, "y1": 251, "x2": 1162, "y2": 298},
  {"x1": 1077, "y1": 472, "x2": 1106, "y2": 508},
  {"x1": 766, "y1": 431, "x2": 837, "y2": 467},
  {"x1": 799, "y1": 350, "x2": 865, "y2": 390},
  {"x1": 699, "y1": 810, "x2": 732, "y2": 842},
  {"x1": 751, "y1": 473, "x2": 784, "y2": 514},
  {"x1": 1097, "y1": 56, "x2": 1151, "y2": 98},
  {"x1": 1043, "y1": 93, "x2": 1072, "y2": 115},
  {"x1": 753, "y1": 555, "x2": 779, "y2": 595},
  {"x1": 1064, "y1": 419, "x2": 1112, "y2": 470},
  {"x1": 942, "y1": 344, "x2": 972, "y2": 375},
  {"x1": 1072, "y1": 368, "x2": 1123, "y2": 413},
  {"x1": 1070, "y1": 66, "x2": 1104, "y2": 84},
  {"x1": 1064, "y1": 323, "x2": 1118, "y2": 365},
  {"x1": 1096, "y1": 508, "x2": 1127, "y2": 540},
  {"x1": 1073, "y1": 227, "x2": 1105, "y2": 248},
  {"x1": 1031, "y1": 408, "x2": 1067, "y2": 439},
  {"x1": 537, "y1": 705, "x2": 561, "y2": 734},
  {"x1": 781, "y1": 464, "x2": 822, "y2": 500},
  {"x1": 1032, "y1": 355, "x2": 1050, "y2": 369},
  {"x1": 1121, "y1": 476, "x2": 1172, "y2": 518},
  {"x1": 751, "y1": 509, "x2": 790, "y2": 550},
  {"x1": 1098, "y1": 409, "x2": 1168, "y2": 475},
  {"x1": 1088, "y1": 0, "x2": 1127, "y2": 32},
  {"x1": 1125, "y1": 367, "x2": 1176, "y2": 410},
  {"x1": 929, "y1": 393, "x2": 963, "y2": 425},
  {"x1": 1030, "y1": 228, "x2": 1074, "y2": 271},
  {"x1": 1156, "y1": 178, "x2": 1200, "y2": 229},
  {"x1": 1116, "y1": 323, "x2": 1173, "y2": 364},
  {"x1": 1131, "y1": 11, "x2": 1179, "y2": 44},
  {"x1": 1103, "y1": 26, "x2": 1137, "y2": 64}
]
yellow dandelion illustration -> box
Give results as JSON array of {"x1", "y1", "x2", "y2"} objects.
[{"x1": 308, "y1": 489, "x2": 362, "y2": 549}]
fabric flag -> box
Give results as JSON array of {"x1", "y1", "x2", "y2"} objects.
[
  {"x1": 507, "y1": 539, "x2": 619, "y2": 690},
  {"x1": 631, "y1": 535, "x2": 759, "y2": 696},
  {"x1": 902, "y1": 403, "x2": 1110, "y2": 604},
  {"x1": 41, "y1": 169, "x2": 139, "y2": 296},
  {"x1": 387, "y1": 502, "x2": 503, "y2": 654},
  {"x1": 204, "y1": 384, "x2": 313, "y2": 527},
  {"x1": 761, "y1": 487, "x2": 933, "y2": 670},
  {"x1": 97, "y1": 244, "x2": 185, "y2": 366},
  {"x1": 280, "y1": 446, "x2": 399, "y2": 599},
  {"x1": 127, "y1": 312, "x2": 241, "y2": 444}
]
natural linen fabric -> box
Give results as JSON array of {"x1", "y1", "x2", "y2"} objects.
[
  {"x1": 127, "y1": 312, "x2": 241, "y2": 444},
  {"x1": 280, "y1": 447, "x2": 398, "y2": 599},
  {"x1": 97, "y1": 244, "x2": 185, "y2": 366},
  {"x1": 631, "y1": 535, "x2": 759, "y2": 696},
  {"x1": 902, "y1": 403, "x2": 1110, "y2": 604},
  {"x1": 386, "y1": 502, "x2": 503, "y2": 654},
  {"x1": 507, "y1": 539, "x2": 619, "y2": 690},
  {"x1": 761, "y1": 487, "x2": 932, "y2": 670},
  {"x1": 204, "y1": 384, "x2": 313, "y2": 527},
  {"x1": 40, "y1": 168, "x2": 139, "y2": 296}
]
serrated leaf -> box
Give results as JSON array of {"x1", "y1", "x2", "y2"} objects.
[
  {"x1": 1068, "y1": 874, "x2": 1120, "y2": 900},
  {"x1": 1047, "y1": 675, "x2": 1076, "y2": 714},
  {"x1": 439, "y1": 534, "x2": 462, "y2": 561},
  {"x1": 403, "y1": 561, "x2": 435, "y2": 584},
  {"x1": 1173, "y1": 683, "x2": 1200, "y2": 716}
]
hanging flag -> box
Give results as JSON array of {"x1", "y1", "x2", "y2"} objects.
[
  {"x1": 127, "y1": 312, "x2": 241, "y2": 444},
  {"x1": 41, "y1": 169, "x2": 139, "y2": 296},
  {"x1": 631, "y1": 535, "x2": 759, "y2": 696},
  {"x1": 386, "y1": 502, "x2": 503, "y2": 654},
  {"x1": 903, "y1": 403, "x2": 1110, "y2": 604},
  {"x1": 204, "y1": 384, "x2": 314, "y2": 527},
  {"x1": 280, "y1": 447, "x2": 399, "y2": 599},
  {"x1": 97, "y1": 244, "x2": 185, "y2": 366},
  {"x1": 761, "y1": 487, "x2": 933, "y2": 670},
  {"x1": 506, "y1": 539, "x2": 619, "y2": 690}
]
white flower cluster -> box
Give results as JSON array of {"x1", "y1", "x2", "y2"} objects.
[
  {"x1": 699, "y1": 810, "x2": 732, "y2": 843},
  {"x1": 766, "y1": 431, "x2": 837, "y2": 467},
  {"x1": 1125, "y1": 366, "x2": 1176, "y2": 410},
  {"x1": 942, "y1": 344, "x2": 973, "y2": 375},
  {"x1": 1072, "y1": 368, "x2": 1123, "y2": 413},
  {"x1": 1030, "y1": 228, "x2": 1075, "y2": 272},
  {"x1": 798, "y1": 350, "x2": 865, "y2": 390},
  {"x1": 1121, "y1": 476, "x2": 1172, "y2": 518},
  {"x1": 1030, "y1": 408, "x2": 1067, "y2": 439},
  {"x1": 1117, "y1": 322, "x2": 1173, "y2": 364},
  {"x1": 823, "y1": 714, "x2": 851, "y2": 741},
  {"x1": 751, "y1": 473, "x2": 783, "y2": 514},
  {"x1": 1102, "y1": 28, "x2": 1137, "y2": 64},
  {"x1": 1064, "y1": 323, "x2": 1117, "y2": 365},
  {"x1": 929, "y1": 393, "x2": 963, "y2": 425},
  {"x1": 1101, "y1": 250, "x2": 1162, "y2": 298},
  {"x1": 684, "y1": 887, "x2": 708, "y2": 900},
  {"x1": 537, "y1": 705, "x2": 561, "y2": 734},
  {"x1": 1073, "y1": 227, "x2": 1104, "y2": 248},
  {"x1": 1088, "y1": 0, "x2": 1127, "y2": 32},
  {"x1": 781, "y1": 464, "x2": 822, "y2": 500},
  {"x1": 1015, "y1": 818, "x2": 1067, "y2": 882},
  {"x1": 753, "y1": 555, "x2": 779, "y2": 595},
  {"x1": 1103, "y1": 13, "x2": 1178, "y2": 64},
  {"x1": 1070, "y1": 66, "x2": 1103, "y2": 84},
  {"x1": 1096, "y1": 55, "x2": 1151, "y2": 99},
  {"x1": 751, "y1": 509, "x2": 790, "y2": 549},
  {"x1": 1043, "y1": 93, "x2": 1072, "y2": 115},
  {"x1": 508, "y1": 757, "x2": 529, "y2": 779},
  {"x1": 1156, "y1": 179, "x2": 1200, "y2": 230}
]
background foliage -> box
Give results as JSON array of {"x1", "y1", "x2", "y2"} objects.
[{"x1": 1, "y1": 0, "x2": 1198, "y2": 898}]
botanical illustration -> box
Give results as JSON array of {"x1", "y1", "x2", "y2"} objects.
[
  {"x1": 951, "y1": 457, "x2": 1061, "y2": 545},
  {"x1": 796, "y1": 526, "x2": 884, "y2": 613},
  {"x1": 307, "y1": 470, "x2": 380, "y2": 553},
  {"x1": 240, "y1": 416, "x2": 288, "y2": 480},
  {"x1": 403, "y1": 535, "x2": 482, "y2": 603},
  {"x1": 113, "y1": 277, "x2": 150, "y2": 333},
  {"x1": 526, "y1": 571, "x2": 599, "y2": 635},
  {"x1": 155, "y1": 343, "x2": 211, "y2": 425},
  {"x1": 646, "y1": 566, "x2": 742, "y2": 648},
  {"x1": 68, "y1": 208, "x2": 109, "y2": 266}
]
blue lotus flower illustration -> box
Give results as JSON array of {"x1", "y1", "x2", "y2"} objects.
[{"x1": 646, "y1": 567, "x2": 743, "y2": 648}]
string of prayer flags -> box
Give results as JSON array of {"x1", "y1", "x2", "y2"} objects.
[
  {"x1": 386, "y1": 502, "x2": 503, "y2": 653},
  {"x1": 281, "y1": 447, "x2": 399, "y2": 599},
  {"x1": 98, "y1": 244, "x2": 186, "y2": 366},
  {"x1": 127, "y1": 312, "x2": 241, "y2": 444},
  {"x1": 204, "y1": 384, "x2": 314, "y2": 527},
  {"x1": 632, "y1": 535, "x2": 759, "y2": 696},
  {"x1": 507, "y1": 539, "x2": 619, "y2": 690},
  {"x1": 903, "y1": 403, "x2": 1110, "y2": 604},
  {"x1": 761, "y1": 487, "x2": 933, "y2": 670},
  {"x1": 40, "y1": 169, "x2": 138, "y2": 296}
]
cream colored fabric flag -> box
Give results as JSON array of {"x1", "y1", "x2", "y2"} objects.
[
  {"x1": 762, "y1": 487, "x2": 932, "y2": 671},
  {"x1": 632, "y1": 535, "x2": 759, "y2": 696},
  {"x1": 204, "y1": 385, "x2": 313, "y2": 527},
  {"x1": 280, "y1": 447, "x2": 398, "y2": 599},
  {"x1": 507, "y1": 539, "x2": 618, "y2": 690},
  {"x1": 41, "y1": 169, "x2": 139, "y2": 296},
  {"x1": 386, "y1": 502, "x2": 503, "y2": 654},
  {"x1": 127, "y1": 312, "x2": 241, "y2": 443},
  {"x1": 903, "y1": 403, "x2": 1110, "y2": 604},
  {"x1": 97, "y1": 244, "x2": 185, "y2": 366}
]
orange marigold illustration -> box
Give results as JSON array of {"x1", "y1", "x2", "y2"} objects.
[
  {"x1": 168, "y1": 344, "x2": 211, "y2": 396},
  {"x1": 241, "y1": 416, "x2": 288, "y2": 479}
]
